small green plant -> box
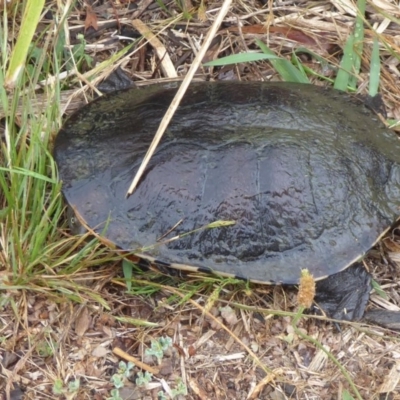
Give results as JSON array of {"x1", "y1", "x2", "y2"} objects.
[
  {"x1": 55, "y1": 30, "x2": 93, "y2": 76},
  {"x1": 110, "y1": 374, "x2": 125, "y2": 390},
  {"x1": 158, "y1": 391, "x2": 168, "y2": 400},
  {"x1": 145, "y1": 336, "x2": 173, "y2": 364},
  {"x1": 135, "y1": 371, "x2": 153, "y2": 387},
  {"x1": 117, "y1": 360, "x2": 135, "y2": 377},
  {"x1": 68, "y1": 379, "x2": 80, "y2": 393},
  {"x1": 157, "y1": 378, "x2": 187, "y2": 399},
  {"x1": 36, "y1": 340, "x2": 56, "y2": 358},
  {"x1": 108, "y1": 361, "x2": 135, "y2": 399},
  {"x1": 108, "y1": 389, "x2": 123, "y2": 400},
  {"x1": 52, "y1": 379, "x2": 64, "y2": 395},
  {"x1": 25, "y1": 44, "x2": 52, "y2": 82},
  {"x1": 109, "y1": 363, "x2": 153, "y2": 398},
  {"x1": 52, "y1": 378, "x2": 80, "y2": 396},
  {"x1": 69, "y1": 33, "x2": 93, "y2": 71},
  {"x1": 171, "y1": 378, "x2": 188, "y2": 397}
]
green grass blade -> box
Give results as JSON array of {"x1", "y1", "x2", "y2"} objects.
[
  {"x1": 5, "y1": 0, "x2": 46, "y2": 88},
  {"x1": 122, "y1": 259, "x2": 134, "y2": 292},
  {"x1": 335, "y1": 0, "x2": 366, "y2": 91},
  {"x1": 348, "y1": 0, "x2": 366, "y2": 89},
  {"x1": 203, "y1": 52, "x2": 280, "y2": 66},
  {"x1": 369, "y1": 37, "x2": 381, "y2": 96},
  {"x1": 291, "y1": 51, "x2": 310, "y2": 82},
  {"x1": 155, "y1": 0, "x2": 169, "y2": 14},
  {"x1": 256, "y1": 39, "x2": 309, "y2": 83},
  {"x1": 334, "y1": 34, "x2": 355, "y2": 91},
  {"x1": 84, "y1": 43, "x2": 135, "y2": 81},
  {"x1": 295, "y1": 47, "x2": 333, "y2": 69},
  {"x1": 204, "y1": 41, "x2": 309, "y2": 84},
  {"x1": 372, "y1": 279, "x2": 388, "y2": 300},
  {"x1": 114, "y1": 316, "x2": 159, "y2": 327},
  {"x1": 0, "y1": 166, "x2": 58, "y2": 183},
  {"x1": 342, "y1": 390, "x2": 356, "y2": 400}
]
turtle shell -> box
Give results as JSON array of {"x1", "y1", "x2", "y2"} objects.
[{"x1": 54, "y1": 82, "x2": 400, "y2": 284}]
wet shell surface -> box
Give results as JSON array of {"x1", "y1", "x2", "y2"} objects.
[{"x1": 54, "y1": 81, "x2": 400, "y2": 284}]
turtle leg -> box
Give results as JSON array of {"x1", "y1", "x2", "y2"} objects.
[
  {"x1": 363, "y1": 309, "x2": 400, "y2": 330},
  {"x1": 314, "y1": 263, "x2": 400, "y2": 330},
  {"x1": 314, "y1": 263, "x2": 371, "y2": 321}
]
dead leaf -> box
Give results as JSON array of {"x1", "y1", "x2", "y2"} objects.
[
  {"x1": 85, "y1": 4, "x2": 98, "y2": 31},
  {"x1": 75, "y1": 307, "x2": 91, "y2": 336},
  {"x1": 92, "y1": 344, "x2": 109, "y2": 358},
  {"x1": 173, "y1": 343, "x2": 185, "y2": 357},
  {"x1": 188, "y1": 345, "x2": 196, "y2": 357},
  {"x1": 227, "y1": 25, "x2": 335, "y2": 53}
]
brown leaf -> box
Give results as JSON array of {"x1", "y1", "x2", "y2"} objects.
[
  {"x1": 85, "y1": 4, "x2": 98, "y2": 31},
  {"x1": 173, "y1": 343, "x2": 185, "y2": 357},
  {"x1": 188, "y1": 345, "x2": 197, "y2": 357},
  {"x1": 92, "y1": 344, "x2": 109, "y2": 358},
  {"x1": 227, "y1": 25, "x2": 335, "y2": 53},
  {"x1": 75, "y1": 307, "x2": 91, "y2": 336}
]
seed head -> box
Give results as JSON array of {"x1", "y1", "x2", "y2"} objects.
[{"x1": 297, "y1": 269, "x2": 316, "y2": 309}]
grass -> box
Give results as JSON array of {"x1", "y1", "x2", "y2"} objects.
[
  {"x1": 0, "y1": 2, "x2": 115, "y2": 304},
  {"x1": 4, "y1": 0, "x2": 45, "y2": 89},
  {"x1": 204, "y1": 0, "x2": 384, "y2": 98},
  {"x1": 1, "y1": 0, "x2": 400, "y2": 399}
]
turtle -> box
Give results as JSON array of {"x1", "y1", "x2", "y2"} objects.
[{"x1": 54, "y1": 81, "x2": 400, "y2": 328}]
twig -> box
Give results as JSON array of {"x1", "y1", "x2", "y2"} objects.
[
  {"x1": 113, "y1": 346, "x2": 160, "y2": 375},
  {"x1": 126, "y1": 0, "x2": 233, "y2": 197},
  {"x1": 131, "y1": 19, "x2": 177, "y2": 78}
]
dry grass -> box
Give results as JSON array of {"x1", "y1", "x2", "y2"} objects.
[{"x1": 1, "y1": 0, "x2": 400, "y2": 399}]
